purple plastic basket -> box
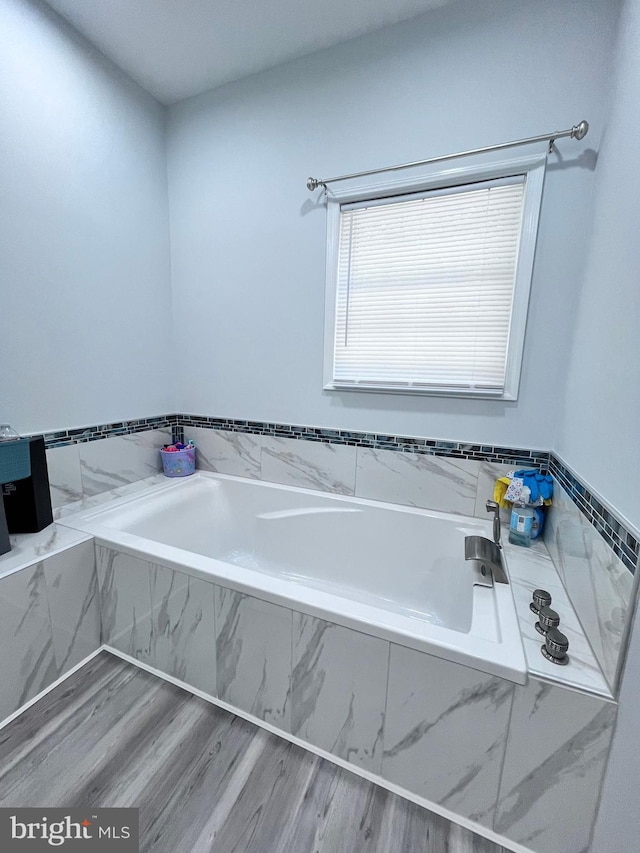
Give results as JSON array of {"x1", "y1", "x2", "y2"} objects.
[{"x1": 160, "y1": 446, "x2": 196, "y2": 478}]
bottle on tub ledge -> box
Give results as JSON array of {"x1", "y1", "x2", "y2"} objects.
[
  {"x1": 507, "y1": 486, "x2": 547, "y2": 547},
  {"x1": 508, "y1": 500, "x2": 535, "y2": 547}
]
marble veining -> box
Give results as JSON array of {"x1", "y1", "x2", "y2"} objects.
[
  {"x1": 545, "y1": 480, "x2": 634, "y2": 689},
  {"x1": 184, "y1": 426, "x2": 262, "y2": 479},
  {"x1": 510, "y1": 575, "x2": 610, "y2": 696},
  {"x1": 54, "y1": 474, "x2": 168, "y2": 521},
  {"x1": 503, "y1": 539, "x2": 612, "y2": 697},
  {"x1": 3, "y1": 524, "x2": 91, "y2": 579},
  {"x1": 382, "y1": 644, "x2": 514, "y2": 828},
  {"x1": 0, "y1": 560, "x2": 59, "y2": 721},
  {"x1": 355, "y1": 447, "x2": 480, "y2": 516},
  {"x1": 46, "y1": 444, "x2": 83, "y2": 509},
  {"x1": 494, "y1": 677, "x2": 617, "y2": 853},
  {"x1": 261, "y1": 436, "x2": 356, "y2": 494},
  {"x1": 291, "y1": 613, "x2": 388, "y2": 772},
  {"x1": 147, "y1": 563, "x2": 215, "y2": 694},
  {"x1": 79, "y1": 429, "x2": 170, "y2": 498},
  {"x1": 215, "y1": 586, "x2": 292, "y2": 727},
  {"x1": 43, "y1": 540, "x2": 101, "y2": 672},
  {"x1": 96, "y1": 546, "x2": 154, "y2": 659}
]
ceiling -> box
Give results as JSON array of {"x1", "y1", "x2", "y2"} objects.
[{"x1": 42, "y1": 0, "x2": 453, "y2": 104}]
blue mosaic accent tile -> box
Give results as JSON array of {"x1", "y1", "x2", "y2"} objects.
[
  {"x1": 32, "y1": 410, "x2": 638, "y2": 575},
  {"x1": 176, "y1": 414, "x2": 550, "y2": 466},
  {"x1": 37, "y1": 414, "x2": 181, "y2": 449},
  {"x1": 549, "y1": 454, "x2": 639, "y2": 575},
  {"x1": 177, "y1": 415, "x2": 636, "y2": 573}
]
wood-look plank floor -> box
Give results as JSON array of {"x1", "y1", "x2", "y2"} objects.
[{"x1": 0, "y1": 652, "x2": 509, "y2": 853}]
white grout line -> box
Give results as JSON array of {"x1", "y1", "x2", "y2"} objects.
[{"x1": 0, "y1": 645, "x2": 106, "y2": 734}]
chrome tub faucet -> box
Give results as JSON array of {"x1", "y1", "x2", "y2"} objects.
[
  {"x1": 486, "y1": 499, "x2": 502, "y2": 548},
  {"x1": 464, "y1": 501, "x2": 508, "y2": 585}
]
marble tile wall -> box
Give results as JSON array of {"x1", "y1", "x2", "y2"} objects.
[
  {"x1": 97, "y1": 543, "x2": 617, "y2": 852},
  {"x1": 148, "y1": 562, "x2": 216, "y2": 695},
  {"x1": 291, "y1": 613, "x2": 388, "y2": 772},
  {"x1": 0, "y1": 538, "x2": 100, "y2": 722},
  {"x1": 180, "y1": 426, "x2": 636, "y2": 694},
  {"x1": 505, "y1": 542, "x2": 612, "y2": 697},
  {"x1": 382, "y1": 644, "x2": 514, "y2": 829},
  {"x1": 183, "y1": 427, "x2": 500, "y2": 522},
  {"x1": 96, "y1": 546, "x2": 155, "y2": 660},
  {"x1": 43, "y1": 540, "x2": 101, "y2": 673},
  {"x1": 494, "y1": 677, "x2": 617, "y2": 853},
  {"x1": 43, "y1": 422, "x2": 637, "y2": 692},
  {"x1": 546, "y1": 480, "x2": 635, "y2": 691},
  {"x1": 42, "y1": 415, "x2": 637, "y2": 573},
  {"x1": 215, "y1": 587, "x2": 291, "y2": 727},
  {"x1": 46, "y1": 428, "x2": 171, "y2": 510}
]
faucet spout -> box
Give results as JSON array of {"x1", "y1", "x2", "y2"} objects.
[
  {"x1": 465, "y1": 535, "x2": 509, "y2": 584},
  {"x1": 486, "y1": 500, "x2": 502, "y2": 548}
]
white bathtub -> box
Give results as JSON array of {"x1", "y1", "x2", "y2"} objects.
[{"x1": 59, "y1": 472, "x2": 526, "y2": 683}]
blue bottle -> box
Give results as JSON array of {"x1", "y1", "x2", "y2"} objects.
[{"x1": 509, "y1": 502, "x2": 534, "y2": 547}]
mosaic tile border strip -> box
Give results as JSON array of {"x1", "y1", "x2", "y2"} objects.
[
  {"x1": 33, "y1": 412, "x2": 638, "y2": 574},
  {"x1": 38, "y1": 414, "x2": 181, "y2": 449},
  {"x1": 177, "y1": 414, "x2": 551, "y2": 467},
  {"x1": 177, "y1": 415, "x2": 637, "y2": 574},
  {"x1": 549, "y1": 454, "x2": 639, "y2": 575}
]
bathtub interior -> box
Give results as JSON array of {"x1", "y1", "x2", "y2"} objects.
[
  {"x1": 78, "y1": 474, "x2": 498, "y2": 632},
  {"x1": 59, "y1": 472, "x2": 527, "y2": 683}
]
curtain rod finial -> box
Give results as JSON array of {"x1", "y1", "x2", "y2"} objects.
[
  {"x1": 571, "y1": 120, "x2": 589, "y2": 141},
  {"x1": 307, "y1": 177, "x2": 320, "y2": 191}
]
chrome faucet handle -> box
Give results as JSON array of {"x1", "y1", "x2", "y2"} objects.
[
  {"x1": 464, "y1": 535, "x2": 509, "y2": 584},
  {"x1": 485, "y1": 500, "x2": 501, "y2": 547}
]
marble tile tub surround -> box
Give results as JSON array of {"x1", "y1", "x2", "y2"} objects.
[
  {"x1": 180, "y1": 416, "x2": 638, "y2": 567},
  {"x1": 37, "y1": 413, "x2": 638, "y2": 575},
  {"x1": 39, "y1": 414, "x2": 180, "y2": 450},
  {"x1": 184, "y1": 425, "x2": 508, "y2": 522},
  {"x1": 46, "y1": 427, "x2": 172, "y2": 509},
  {"x1": 96, "y1": 545, "x2": 216, "y2": 695},
  {"x1": 40, "y1": 414, "x2": 638, "y2": 693},
  {"x1": 545, "y1": 479, "x2": 635, "y2": 692},
  {"x1": 549, "y1": 454, "x2": 639, "y2": 574},
  {"x1": 382, "y1": 644, "x2": 514, "y2": 829},
  {"x1": 505, "y1": 540, "x2": 612, "y2": 698},
  {"x1": 494, "y1": 678, "x2": 617, "y2": 853},
  {"x1": 3, "y1": 523, "x2": 92, "y2": 577},
  {"x1": 0, "y1": 536, "x2": 100, "y2": 722},
  {"x1": 291, "y1": 613, "x2": 388, "y2": 772},
  {"x1": 96, "y1": 542, "x2": 617, "y2": 853},
  {"x1": 178, "y1": 419, "x2": 638, "y2": 694}
]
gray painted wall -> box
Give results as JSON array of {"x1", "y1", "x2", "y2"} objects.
[
  {"x1": 557, "y1": 0, "x2": 640, "y2": 530},
  {"x1": 166, "y1": 0, "x2": 617, "y2": 449},
  {"x1": 0, "y1": 0, "x2": 173, "y2": 435},
  {"x1": 585, "y1": 1, "x2": 640, "y2": 848}
]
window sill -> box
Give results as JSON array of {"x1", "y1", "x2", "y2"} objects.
[{"x1": 323, "y1": 382, "x2": 517, "y2": 401}]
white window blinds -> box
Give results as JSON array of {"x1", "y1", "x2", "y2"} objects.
[{"x1": 332, "y1": 176, "x2": 526, "y2": 394}]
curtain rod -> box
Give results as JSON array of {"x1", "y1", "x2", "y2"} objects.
[{"x1": 306, "y1": 120, "x2": 589, "y2": 192}]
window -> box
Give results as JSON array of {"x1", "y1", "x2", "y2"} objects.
[{"x1": 323, "y1": 155, "x2": 545, "y2": 399}]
